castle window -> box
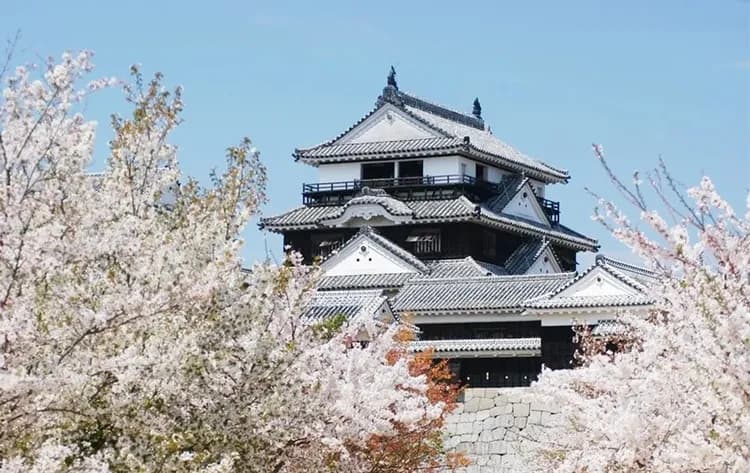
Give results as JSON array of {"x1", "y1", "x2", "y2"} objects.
[
  {"x1": 475, "y1": 163, "x2": 487, "y2": 181},
  {"x1": 311, "y1": 233, "x2": 345, "y2": 258},
  {"x1": 361, "y1": 162, "x2": 394, "y2": 181},
  {"x1": 406, "y1": 229, "x2": 441, "y2": 254},
  {"x1": 482, "y1": 229, "x2": 496, "y2": 259},
  {"x1": 398, "y1": 160, "x2": 423, "y2": 179}
]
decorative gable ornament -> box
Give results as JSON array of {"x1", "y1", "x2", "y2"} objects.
[{"x1": 320, "y1": 187, "x2": 414, "y2": 227}]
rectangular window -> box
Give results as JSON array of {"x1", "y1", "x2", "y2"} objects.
[
  {"x1": 460, "y1": 162, "x2": 467, "y2": 176},
  {"x1": 311, "y1": 233, "x2": 345, "y2": 258},
  {"x1": 398, "y1": 160, "x2": 423, "y2": 179},
  {"x1": 475, "y1": 163, "x2": 487, "y2": 181},
  {"x1": 482, "y1": 229, "x2": 497, "y2": 259},
  {"x1": 406, "y1": 229, "x2": 441, "y2": 254},
  {"x1": 361, "y1": 162, "x2": 395, "y2": 181}
]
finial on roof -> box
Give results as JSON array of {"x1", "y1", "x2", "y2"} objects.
[
  {"x1": 387, "y1": 66, "x2": 398, "y2": 89},
  {"x1": 472, "y1": 97, "x2": 482, "y2": 119}
]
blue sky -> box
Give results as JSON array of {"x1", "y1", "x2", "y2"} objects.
[{"x1": 3, "y1": 1, "x2": 749, "y2": 267}]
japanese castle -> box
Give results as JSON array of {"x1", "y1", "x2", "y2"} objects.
[{"x1": 261, "y1": 68, "x2": 654, "y2": 387}]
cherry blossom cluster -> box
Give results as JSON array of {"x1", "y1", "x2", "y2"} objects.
[{"x1": 0, "y1": 52, "x2": 452, "y2": 473}]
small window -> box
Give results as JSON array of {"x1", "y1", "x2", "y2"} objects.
[
  {"x1": 407, "y1": 229, "x2": 441, "y2": 254},
  {"x1": 482, "y1": 230, "x2": 496, "y2": 259},
  {"x1": 311, "y1": 233, "x2": 345, "y2": 258},
  {"x1": 460, "y1": 162, "x2": 468, "y2": 176},
  {"x1": 475, "y1": 163, "x2": 487, "y2": 181}
]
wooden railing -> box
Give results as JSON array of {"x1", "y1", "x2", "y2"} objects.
[
  {"x1": 302, "y1": 175, "x2": 562, "y2": 223},
  {"x1": 302, "y1": 174, "x2": 493, "y2": 194},
  {"x1": 536, "y1": 197, "x2": 560, "y2": 223}
]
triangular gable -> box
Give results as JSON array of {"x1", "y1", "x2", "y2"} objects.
[
  {"x1": 504, "y1": 239, "x2": 562, "y2": 275},
  {"x1": 554, "y1": 266, "x2": 642, "y2": 299},
  {"x1": 526, "y1": 245, "x2": 563, "y2": 275},
  {"x1": 500, "y1": 181, "x2": 550, "y2": 226},
  {"x1": 336, "y1": 104, "x2": 443, "y2": 144},
  {"x1": 322, "y1": 229, "x2": 427, "y2": 276}
]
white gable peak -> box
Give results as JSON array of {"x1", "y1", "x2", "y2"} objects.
[
  {"x1": 502, "y1": 181, "x2": 550, "y2": 226},
  {"x1": 558, "y1": 267, "x2": 640, "y2": 299},
  {"x1": 526, "y1": 246, "x2": 563, "y2": 274},
  {"x1": 321, "y1": 231, "x2": 425, "y2": 276},
  {"x1": 338, "y1": 105, "x2": 440, "y2": 144}
]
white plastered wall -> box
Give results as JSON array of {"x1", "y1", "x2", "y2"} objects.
[
  {"x1": 526, "y1": 248, "x2": 562, "y2": 274},
  {"x1": 348, "y1": 110, "x2": 435, "y2": 143},
  {"x1": 318, "y1": 162, "x2": 362, "y2": 182}
]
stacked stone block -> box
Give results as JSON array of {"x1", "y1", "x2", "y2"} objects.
[{"x1": 444, "y1": 388, "x2": 560, "y2": 473}]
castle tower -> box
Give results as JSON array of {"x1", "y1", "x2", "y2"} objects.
[{"x1": 262, "y1": 70, "x2": 651, "y2": 387}]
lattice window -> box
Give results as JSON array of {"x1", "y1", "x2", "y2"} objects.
[{"x1": 406, "y1": 230, "x2": 441, "y2": 254}]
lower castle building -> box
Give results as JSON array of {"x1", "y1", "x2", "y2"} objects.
[{"x1": 261, "y1": 69, "x2": 653, "y2": 387}]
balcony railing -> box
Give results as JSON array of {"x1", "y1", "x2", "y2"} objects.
[
  {"x1": 536, "y1": 197, "x2": 560, "y2": 223},
  {"x1": 302, "y1": 174, "x2": 561, "y2": 222},
  {"x1": 303, "y1": 174, "x2": 499, "y2": 205},
  {"x1": 302, "y1": 174, "x2": 495, "y2": 194}
]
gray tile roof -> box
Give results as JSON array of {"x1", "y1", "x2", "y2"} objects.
[
  {"x1": 294, "y1": 88, "x2": 568, "y2": 183},
  {"x1": 260, "y1": 205, "x2": 340, "y2": 230},
  {"x1": 591, "y1": 320, "x2": 627, "y2": 336},
  {"x1": 409, "y1": 337, "x2": 541, "y2": 356},
  {"x1": 303, "y1": 289, "x2": 388, "y2": 323},
  {"x1": 522, "y1": 254, "x2": 655, "y2": 310},
  {"x1": 304, "y1": 304, "x2": 363, "y2": 322},
  {"x1": 317, "y1": 272, "x2": 415, "y2": 290},
  {"x1": 295, "y1": 137, "x2": 462, "y2": 159},
  {"x1": 403, "y1": 101, "x2": 568, "y2": 182},
  {"x1": 317, "y1": 257, "x2": 507, "y2": 290},
  {"x1": 595, "y1": 255, "x2": 658, "y2": 288},
  {"x1": 425, "y1": 257, "x2": 507, "y2": 278},
  {"x1": 504, "y1": 239, "x2": 561, "y2": 275},
  {"x1": 393, "y1": 272, "x2": 575, "y2": 314},
  {"x1": 261, "y1": 195, "x2": 598, "y2": 250},
  {"x1": 523, "y1": 294, "x2": 651, "y2": 309}
]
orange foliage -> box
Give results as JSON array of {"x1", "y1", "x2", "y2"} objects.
[{"x1": 350, "y1": 326, "x2": 470, "y2": 472}]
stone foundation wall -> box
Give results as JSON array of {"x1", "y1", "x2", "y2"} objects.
[{"x1": 444, "y1": 388, "x2": 560, "y2": 473}]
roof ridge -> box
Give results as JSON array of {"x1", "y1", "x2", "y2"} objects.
[
  {"x1": 596, "y1": 254, "x2": 655, "y2": 277},
  {"x1": 298, "y1": 136, "x2": 459, "y2": 152},
  {"x1": 407, "y1": 271, "x2": 575, "y2": 284},
  {"x1": 394, "y1": 90, "x2": 485, "y2": 130}
]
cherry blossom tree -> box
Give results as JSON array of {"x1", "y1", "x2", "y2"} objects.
[
  {"x1": 0, "y1": 51, "x2": 461, "y2": 473},
  {"x1": 526, "y1": 146, "x2": 750, "y2": 472}
]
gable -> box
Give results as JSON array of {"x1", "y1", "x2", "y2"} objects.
[
  {"x1": 526, "y1": 247, "x2": 562, "y2": 275},
  {"x1": 322, "y1": 235, "x2": 422, "y2": 276},
  {"x1": 556, "y1": 267, "x2": 641, "y2": 299},
  {"x1": 320, "y1": 203, "x2": 412, "y2": 228},
  {"x1": 501, "y1": 182, "x2": 550, "y2": 226},
  {"x1": 338, "y1": 105, "x2": 440, "y2": 144}
]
